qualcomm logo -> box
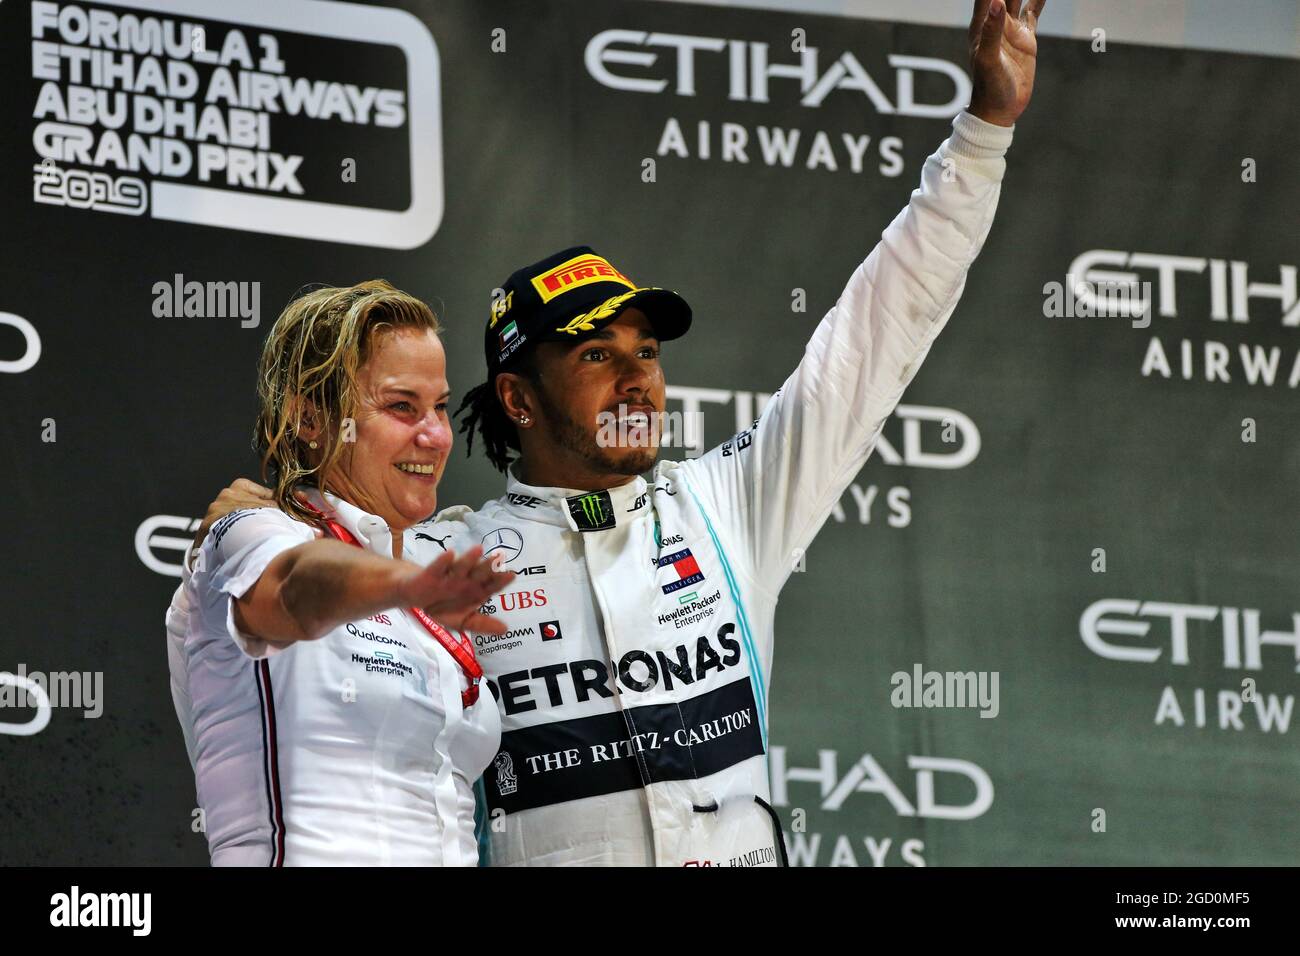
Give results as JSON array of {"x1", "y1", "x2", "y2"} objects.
[
  {"x1": 585, "y1": 30, "x2": 971, "y2": 116},
  {"x1": 0, "y1": 313, "x2": 41, "y2": 373},
  {"x1": 136, "y1": 515, "x2": 201, "y2": 576},
  {"x1": 666, "y1": 385, "x2": 980, "y2": 468}
]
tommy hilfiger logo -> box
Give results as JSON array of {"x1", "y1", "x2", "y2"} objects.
[{"x1": 658, "y1": 548, "x2": 705, "y2": 594}]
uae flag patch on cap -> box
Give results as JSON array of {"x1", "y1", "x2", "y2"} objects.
[{"x1": 498, "y1": 319, "x2": 523, "y2": 361}]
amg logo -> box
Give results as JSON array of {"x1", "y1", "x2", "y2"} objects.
[{"x1": 488, "y1": 623, "x2": 740, "y2": 715}]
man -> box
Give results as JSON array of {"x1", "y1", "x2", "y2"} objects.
[{"x1": 179, "y1": 0, "x2": 1045, "y2": 865}]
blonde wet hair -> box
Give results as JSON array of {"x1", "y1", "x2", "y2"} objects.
[{"x1": 254, "y1": 279, "x2": 441, "y2": 525}]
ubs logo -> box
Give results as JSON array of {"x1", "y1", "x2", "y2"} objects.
[{"x1": 500, "y1": 588, "x2": 547, "y2": 611}]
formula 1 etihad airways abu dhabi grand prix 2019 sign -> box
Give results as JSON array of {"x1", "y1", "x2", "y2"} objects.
[{"x1": 27, "y1": 0, "x2": 443, "y2": 248}]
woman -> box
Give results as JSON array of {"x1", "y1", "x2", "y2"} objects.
[{"x1": 174, "y1": 280, "x2": 513, "y2": 866}]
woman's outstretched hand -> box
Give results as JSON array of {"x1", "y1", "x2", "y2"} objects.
[{"x1": 399, "y1": 545, "x2": 516, "y2": 634}]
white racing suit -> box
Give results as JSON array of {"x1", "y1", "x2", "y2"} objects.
[{"x1": 413, "y1": 112, "x2": 1015, "y2": 866}]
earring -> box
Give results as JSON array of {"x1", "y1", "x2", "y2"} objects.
[
  {"x1": 309, "y1": 439, "x2": 319, "y2": 449},
  {"x1": 518, "y1": 416, "x2": 530, "y2": 426}
]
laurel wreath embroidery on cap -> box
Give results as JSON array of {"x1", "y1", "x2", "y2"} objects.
[{"x1": 554, "y1": 289, "x2": 640, "y2": 335}]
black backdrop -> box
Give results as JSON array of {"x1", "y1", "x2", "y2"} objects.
[{"x1": 1, "y1": 0, "x2": 1297, "y2": 865}]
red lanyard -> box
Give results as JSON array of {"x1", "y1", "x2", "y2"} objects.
[{"x1": 305, "y1": 501, "x2": 482, "y2": 708}]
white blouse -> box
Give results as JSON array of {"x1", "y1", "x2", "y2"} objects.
[{"x1": 169, "y1": 490, "x2": 500, "y2": 866}]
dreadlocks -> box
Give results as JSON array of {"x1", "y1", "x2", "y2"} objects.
[{"x1": 455, "y1": 346, "x2": 540, "y2": 473}]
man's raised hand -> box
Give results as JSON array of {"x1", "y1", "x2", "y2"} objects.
[
  {"x1": 969, "y1": 0, "x2": 1046, "y2": 127},
  {"x1": 191, "y1": 478, "x2": 275, "y2": 561}
]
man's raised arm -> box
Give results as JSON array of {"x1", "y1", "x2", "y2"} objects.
[{"x1": 682, "y1": 0, "x2": 1047, "y2": 594}]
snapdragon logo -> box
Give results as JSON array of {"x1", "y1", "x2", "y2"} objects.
[
  {"x1": 50, "y1": 886, "x2": 151, "y2": 936},
  {"x1": 29, "y1": 0, "x2": 443, "y2": 248}
]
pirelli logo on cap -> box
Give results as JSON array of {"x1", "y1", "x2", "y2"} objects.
[{"x1": 531, "y1": 255, "x2": 635, "y2": 303}]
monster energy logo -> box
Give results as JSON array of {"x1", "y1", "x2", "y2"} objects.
[
  {"x1": 580, "y1": 494, "x2": 606, "y2": 524},
  {"x1": 566, "y1": 490, "x2": 615, "y2": 532}
]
